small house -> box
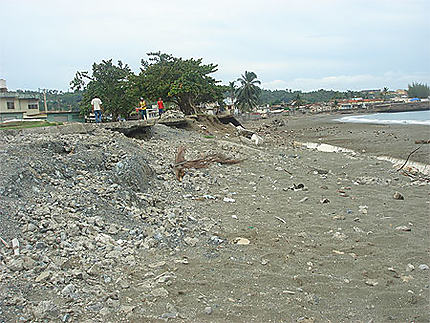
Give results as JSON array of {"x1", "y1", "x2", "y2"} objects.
[{"x1": 0, "y1": 79, "x2": 40, "y2": 122}]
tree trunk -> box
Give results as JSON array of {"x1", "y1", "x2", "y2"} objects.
[{"x1": 177, "y1": 95, "x2": 203, "y2": 115}]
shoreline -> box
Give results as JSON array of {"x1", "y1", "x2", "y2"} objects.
[
  {"x1": 252, "y1": 113, "x2": 430, "y2": 165},
  {"x1": 312, "y1": 101, "x2": 430, "y2": 115}
]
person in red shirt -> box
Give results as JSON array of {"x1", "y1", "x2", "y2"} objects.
[{"x1": 157, "y1": 98, "x2": 164, "y2": 118}]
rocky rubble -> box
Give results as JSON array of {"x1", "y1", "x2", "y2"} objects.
[
  {"x1": 160, "y1": 110, "x2": 185, "y2": 121},
  {"x1": 0, "y1": 124, "x2": 244, "y2": 322}
]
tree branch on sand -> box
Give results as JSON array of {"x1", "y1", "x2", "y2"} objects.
[{"x1": 173, "y1": 146, "x2": 242, "y2": 181}]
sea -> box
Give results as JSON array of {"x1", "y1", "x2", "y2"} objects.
[{"x1": 336, "y1": 110, "x2": 430, "y2": 126}]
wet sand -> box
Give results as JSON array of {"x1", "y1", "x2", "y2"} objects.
[{"x1": 274, "y1": 113, "x2": 430, "y2": 165}]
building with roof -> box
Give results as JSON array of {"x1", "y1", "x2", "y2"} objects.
[{"x1": 0, "y1": 79, "x2": 40, "y2": 122}]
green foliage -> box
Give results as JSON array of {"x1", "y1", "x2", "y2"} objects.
[
  {"x1": 381, "y1": 87, "x2": 389, "y2": 101},
  {"x1": 71, "y1": 60, "x2": 136, "y2": 119},
  {"x1": 16, "y1": 89, "x2": 82, "y2": 112},
  {"x1": 293, "y1": 93, "x2": 305, "y2": 106},
  {"x1": 136, "y1": 52, "x2": 225, "y2": 115},
  {"x1": 407, "y1": 82, "x2": 430, "y2": 98},
  {"x1": 235, "y1": 71, "x2": 261, "y2": 111},
  {"x1": 228, "y1": 81, "x2": 236, "y2": 104}
]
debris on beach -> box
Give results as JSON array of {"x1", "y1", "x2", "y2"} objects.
[
  {"x1": 393, "y1": 191, "x2": 405, "y2": 200},
  {"x1": 234, "y1": 237, "x2": 251, "y2": 245},
  {"x1": 0, "y1": 114, "x2": 428, "y2": 322},
  {"x1": 173, "y1": 146, "x2": 242, "y2": 181},
  {"x1": 365, "y1": 279, "x2": 379, "y2": 287},
  {"x1": 414, "y1": 139, "x2": 430, "y2": 144},
  {"x1": 223, "y1": 197, "x2": 236, "y2": 203},
  {"x1": 251, "y1": 133, "x2": 264, "y2": 146},
  {"x1": 395, "y1": 225, "x2": 411, "y2": 232}
]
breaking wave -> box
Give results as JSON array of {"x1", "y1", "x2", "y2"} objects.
[{"x1": 336, "y1": 110, "x2": 430, "y2": 126}]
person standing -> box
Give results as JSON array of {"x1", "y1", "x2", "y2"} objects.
[
  {"x1": 91, "y1": 97, "x2": 103, "y2": 123},
  {"x1": 139, "y1": 97, "x2": 148, "y2": 121},
  {"x1": 157, "y1": 98, "x2": 164, "y2": 118}
]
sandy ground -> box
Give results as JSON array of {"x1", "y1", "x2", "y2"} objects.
[
  {"x1": 144, "y1": 113, "x2": 429, "y2": 322},
  {"x1": 278, "y1": 113, "x2": 430, "y2": 165},
  {"x1": 1, "y1": 113, "x2": 428, "y2": 322}
]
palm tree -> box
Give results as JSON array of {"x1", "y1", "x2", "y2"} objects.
[
  {"x1": 228, "y1": 81, "x2": 236, "y2": 105},
  {"x1": 293, "y1": 93, "x2": 304, "y2": 107},
  {"x1": 235, "y1": 71, "x2": 261, "y2": 111},
  {"x1": 382, "y1": 87, "x2": 389, "y2": 101}
]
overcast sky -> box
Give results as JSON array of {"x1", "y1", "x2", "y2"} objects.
[{"x1": 0, "y1": 0, "x2": 429, "y2": 92}]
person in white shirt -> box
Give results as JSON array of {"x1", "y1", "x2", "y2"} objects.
[{"x1": 91, "y1": 97, "x2": 103, "y2": 123}]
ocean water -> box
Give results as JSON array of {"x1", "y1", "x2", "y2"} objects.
[{"x1": 336, "y1": 110, "x2": 430, "y2": 126}]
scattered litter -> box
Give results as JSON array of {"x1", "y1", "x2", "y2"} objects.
[
  {"x1": 365, "y1": 279, "x2": 378, "y2": 287},
  {"x1": 11, "y1": 238, "x2": 20, "y2": 255},
  {"x1": 274, "y1": 216, "x2": 286, "y2": 224},
  {"x1": 174, "y1": 258, "x2": 189, "y2": 265},
  {"x1": 359, "y1": 205, "x2": 368, "y2": 214},
  {"x1": 261, "y1": 259, "x2": 269, "y2": 265},
  {"x1": 0, "y1": 237, "x2": 10, "y2": 248},
  {"x1": 251, "y1": 133, "x2": 264, "y2": 146},
  {"x1": 406, "y1": 264, "x2": 415, "y2": 272},
  {"x1": 299, "y1": 197, "x2": 308, "y2": 203},
  {"x1": 223, "y1": 197, "x2": 236, "y2": 203},
  {"x1": 395, "y1": 226, "x2": 411, "y2": 232},
  {"x1": 353, "y1": 226, "x2": 364, "y2": 233},
  {"x1": 289, "y1": 183, "x2": 307, "y2": 191},
  {"x1": 401, "y1": 275, "x2": 414, "y2": 283},
  {"x1": 338, "y1": 190, "x2": 349, "y2": 197},
  {"x1": 234, "y1": 237, "x2": 250, "y2": 245},
  {"x1": 332, "y1": 250, "x2": 345, "y2": 255},
  {"x1": 393, "y1": 192, "x2": 404, "y2": 200}
]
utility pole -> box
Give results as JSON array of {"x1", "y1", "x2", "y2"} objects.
[{"x1": 43, "y1": 90, "x2": 48, "y2": 113}]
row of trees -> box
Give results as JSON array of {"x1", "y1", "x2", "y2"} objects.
[
  {"x1": 70, "y1": 54, "x2": 428, "y2": 117},
  {"x1": 70, "y1": 53, "x2": 262, "y2": 118},
  {"x1": 407, "y1": 82, "x2": 430, "y2": 98}
]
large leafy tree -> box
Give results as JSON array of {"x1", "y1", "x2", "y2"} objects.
[
  {"x1": 235, "y1": 71, "x2": 261, "y2": 111},
  {"x1": 407, "y1": 82, "x2": 430, "y2": 98},
  {"x1": 136, "y1": 52, "x2": 225, "y2": 115},
  {"x1": 70, "y1": 60, "x2": 136, "y2": 119}
]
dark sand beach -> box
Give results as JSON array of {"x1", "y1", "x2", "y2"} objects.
[
  {"x1": 1, "y1": 113, "x2": 429, "y2": 322},
  {"x1": 272, "y1": 113, "x2": 430, "y2": 165}
]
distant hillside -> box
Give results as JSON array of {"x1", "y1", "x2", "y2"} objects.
[
  {"x1": 258, "y1": 89, "x2": 388, "y2": 105},
  {"x1": 16, "y1": 90, "x2": 83, "y2": 112}
]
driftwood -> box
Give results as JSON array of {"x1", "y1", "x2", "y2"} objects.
[
  {"x1": 0, "y1": 236, "x2": 10, "y2": 248},
  {"x1": 397, "y1": 145, "x2": 422, "y2": 172},
  {"x1": 415, "y1": 139, "x2": 430, "y2": 144},
  {"x1": 173, "y1": 146, "x2": 242, "y2": 181}
]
